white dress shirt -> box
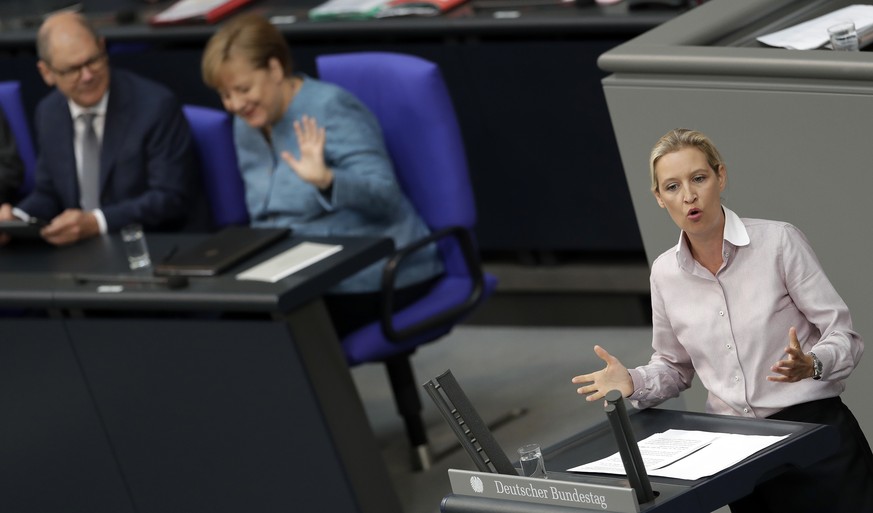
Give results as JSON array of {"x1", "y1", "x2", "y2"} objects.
[{"x1": 628, "y1": 206, "x2": 863, "y2": 418}]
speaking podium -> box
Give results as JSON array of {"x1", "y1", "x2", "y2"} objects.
[{"x1": 429, "y1": 371, "x2": 838, "y2": 513}]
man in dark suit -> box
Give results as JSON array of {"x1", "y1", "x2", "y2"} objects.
[{"x1": 0, "y1": 11, "x2": 206, "y2": 245}]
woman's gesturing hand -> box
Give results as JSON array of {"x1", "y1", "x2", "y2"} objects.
[{"x1": 571, "y1": 345, "x2": 634, "y2": 402}]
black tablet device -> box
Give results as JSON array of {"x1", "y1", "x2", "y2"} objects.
[
  {"x1": 154, "y1": 226, "x2": 291, "y2": 277},
  {"x1": 0, "y1": 218, "x2": 48, "y2": 239}
]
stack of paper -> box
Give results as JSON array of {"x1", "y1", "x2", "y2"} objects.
[
  {"x1": 569, "y1": 429, "x2": 788, "y2": 481},
  {"x1": 757, "y1": 4, "x2": 873, "y2": 50}
]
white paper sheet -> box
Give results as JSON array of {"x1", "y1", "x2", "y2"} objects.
[
  {"x1": 568, "y1": 429, "x2": 788, "y2": 481},
  {"x1": 757, "y1": 4, "x2": 873, "y2": 50},
  {"x1": 235, "y1": 242, "x2": 343, "y2": 283},
  {"x1": 569, "y1": 429, "x2": 718, "y2": 474},
  {"x1": 649, "y1": 432, "x2": 788, "y2": 480}
]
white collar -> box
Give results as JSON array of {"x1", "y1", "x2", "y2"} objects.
[
  {"x1": 68, "y1": 92, "x2": 109, "y2": 120},
  {"x1": 673, "y1": 204, "x2": 750, "y2": 276},
  {"x1": 721, "y1": 205, "x2": 750, "y2": 247}
]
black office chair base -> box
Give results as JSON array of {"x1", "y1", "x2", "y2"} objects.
[{"x1": 385, "y1": 354, "x2": 432, "y2": 471}]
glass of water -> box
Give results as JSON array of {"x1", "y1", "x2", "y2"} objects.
[
  {"x1": 121, "y1": 223, "x2": 152, "y2": 270},
  {"x1": 828, "y1": 21, "x2": 860, "y2": 51},
  {"x1": 517, "y1": 443, "x2": 547, "y2": 479}
]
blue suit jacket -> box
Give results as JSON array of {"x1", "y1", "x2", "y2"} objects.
[{"x1": 18, "y1": 69, "x2": 208, "y2": 232}]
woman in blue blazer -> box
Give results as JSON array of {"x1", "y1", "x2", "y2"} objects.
[{"x1": 201, "y1": 13, "x2": 442, "y2": 336}]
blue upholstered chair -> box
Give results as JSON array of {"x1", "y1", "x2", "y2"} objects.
[
  {"x1": 0, "y1": 81, "x2": 37, "y2": 197},
  {"x1": 317, "y1": 52, "x2": 498, "y2": 469},
  {"x1": 182, "y1": 105, "x2": 249, "y2": 228}
]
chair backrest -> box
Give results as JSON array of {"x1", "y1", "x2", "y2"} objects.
[
  {"x1": 182, "y1": 105, "x2": 249, "y2": 228},
  {"x1": 316, "y1": 52, "x2": 478, "y2": 277},
  {"x1": 0, "y1": 81, "x2": 36, "y2": 196}
]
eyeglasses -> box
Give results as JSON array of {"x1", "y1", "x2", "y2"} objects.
[{"x1": 49, "y1": 52, "x2": 108, "y2": 80}]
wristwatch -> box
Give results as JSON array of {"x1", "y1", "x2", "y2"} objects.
[{"x1": 808, "y1": 352, "x2": 823, "y2": 380}]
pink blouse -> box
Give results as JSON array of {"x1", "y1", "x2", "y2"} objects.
[{"x1": 629, "y1": 206, "x2": 863, "y2": 417}]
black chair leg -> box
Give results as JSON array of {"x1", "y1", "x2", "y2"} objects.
[{"x1": 385, "y1": 354, "x2": 431, "y2": 470}]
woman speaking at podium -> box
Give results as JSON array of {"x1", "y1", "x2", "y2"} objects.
[{"x1": 571, "y1": 128, "x2": 873, "y2": 512}]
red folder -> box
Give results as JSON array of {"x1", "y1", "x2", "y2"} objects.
[{"x1": 149, "y1": 0, "x2": 254, "y2": 26}]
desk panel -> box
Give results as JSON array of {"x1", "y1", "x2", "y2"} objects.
[
  {"x1": 0, "y1": 234, "x2": 401, "y2": 513},
  {"x1": 0, "y1": 320, "x2": 135, "y2": 513},
  {"x1": 69, "y1": 318, "x2": 362, "y2": 513},
  {"x1": 0, "y1": 234, "x2": 395, "y2": 313}
]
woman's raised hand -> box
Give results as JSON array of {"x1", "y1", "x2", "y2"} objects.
[{"x1": 281, "y1": 114, "x2": 334, "y2": 190}]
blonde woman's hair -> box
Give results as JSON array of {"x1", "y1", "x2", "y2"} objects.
[
  {"x1": 649, "y1": 128, "x2": 724, "y2": 192},
  {"x1": 201, "y1": 13, "x2": 293, "y2": 89}
]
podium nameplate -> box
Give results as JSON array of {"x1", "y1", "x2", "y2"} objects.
[{"x1": 448, "y1": 469, "x2": 640, "y2": 512}]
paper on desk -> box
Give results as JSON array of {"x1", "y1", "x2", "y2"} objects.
[
  {"x1": 569, "y1": 429, "x2": 719, "y2": 474},
  {"x1": 309, "y1": 0, "x2": 391, "y2": 20},
  {"x1": 651, "y1": 432, "x2": 788, "y2": 480},
  {"x1": 757, "y1": 4, "x2": 873, "y2": 50},
  {"x1": 235, "y1": 242, "x2": 343, "y2": 283},
  {"x1": 568, "y1": 429, "x2": 788, "y2": 481}
]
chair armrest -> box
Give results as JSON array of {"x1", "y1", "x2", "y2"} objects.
[{"x1": 380, "y1": 225, "x2": 485, "y2": 342}]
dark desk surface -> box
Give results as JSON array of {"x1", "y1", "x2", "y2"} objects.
[
  {"x1": 0, "y1": 232, "x2": 402, "y2": 513},
  {"x1": 0, "y1": 233, "x2": 393, "y2": 312},
  {"x1": 444, "y1": 408, "x2": 838, "y2": 513},
  {"x1": 0, "y1": 0, "x2": 681, "y2": 44},
  {"x1": 548, "y1": 408, "x2": 839, "y2": 511}
]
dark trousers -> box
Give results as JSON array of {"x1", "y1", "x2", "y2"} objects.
[
  {"x1": 323, "y1": 275, "x2": 441, "y2": 339},
  {"x1": 729, "y1": 396, "x2": 873, "y2": 513}
]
